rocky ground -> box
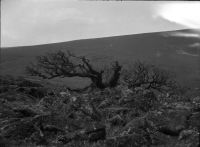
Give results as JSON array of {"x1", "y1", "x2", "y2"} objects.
[{"x1": 0, "y1": 75, "x2": 200, "y2": 147}]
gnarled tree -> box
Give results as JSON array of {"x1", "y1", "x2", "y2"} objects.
[
  {"x1": 26, "y1": 50, "x2": 122, "y2": 89},
  {"x1": 122, "y1": 61, "x2": 177, "y2": 92}
]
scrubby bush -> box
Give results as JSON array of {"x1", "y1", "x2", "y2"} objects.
[{"x1": 122, "y1": 61, "x2": 177, "y2": 92}]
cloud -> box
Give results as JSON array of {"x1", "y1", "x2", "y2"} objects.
[
  {"x1": 155, "y1": 3, "x2": 200, "y2": 29},
  {"x1": 189, "y1": 43, "x2": 200, "y2": 48},
  {"x1": 1, "y1": 0, "x2": 107, "y2": 47},
  {"x1": 161, "y1": 30, "x2": 200, "y2": 38},
  {"x1": 1, "y1": 1, "x2": 187, "y2": 47},
  {"x1": 167, "y1": 32, "x2": 200, "y2": 38},
  {"x1": 176, "y1": 50, "x2": 199, "y2": 57}
]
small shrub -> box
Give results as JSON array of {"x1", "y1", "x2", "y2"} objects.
[{"x1": 122, "y1": 61, "x2": 177, "y2": 92}]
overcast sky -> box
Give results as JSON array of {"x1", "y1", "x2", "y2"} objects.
[{"x1": 1, "y1": 0, "x2": 200, "y2": 47}]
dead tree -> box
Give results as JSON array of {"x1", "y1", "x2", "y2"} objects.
[{"x1": 26, "y1": 50, "x2": 122, "y2": 89}]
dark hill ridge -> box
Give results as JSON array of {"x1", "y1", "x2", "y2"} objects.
[{"x1": 1, "y1": 29, "x2": 200, "y2": 88}]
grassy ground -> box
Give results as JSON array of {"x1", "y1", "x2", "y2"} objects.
[{"x1": 0, "y1": 75, "x2": 200, "y2": 147}]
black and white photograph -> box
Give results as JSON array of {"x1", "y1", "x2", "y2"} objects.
[{"x1": 1, "y1": 0, "x2": 200, "y2": 146}]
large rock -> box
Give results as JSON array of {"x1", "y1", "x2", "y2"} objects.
[
  {"x1": 118, "y1": 107, "x2": 194, "y2": 146},
  {"x1": 119, "y1": 116, "x2": 165, "y2": 146},
  {"x1": 176, "y1": 129, "x2": 199, "y2": 147},
  {"x1": 157, "y1": 109, "x2": 191, "y2": 135},
  {"x1": 145, "y1": 107, "x2": 192, "y2": 136},
  {"x1": 122, "y1": 106, "x2": 192, "y2": 138}
]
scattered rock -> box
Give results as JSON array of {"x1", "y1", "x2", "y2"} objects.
[
  {"x1": 106, "y1": 134, "x2": 148, "y2": 147},
  {"x1": 98, "y1": 99, "x2": 111, "y2": 109},
  {"x1": 60, "y1": 91, "x2": 70, "y2": 97},
  {"x1": 189, "y1": 112, "x2": 200, "y2": 129},
  {"x1": 108, "y1": 115, "x2": 125, "y2": 126},
  {"x1": 28, "y1": 87, "x2": 47, "y2": 98},
  {"x1": 123, "y1": 116, "x2": 146, "y2": 131},
  {"x1": 192, "y1": 96, "x2": 200, "y2": 111},
  {"x1": 87, "y1": 127, "x2": 106, "y2": 142},
  {"x1": 1, "y1": 75, "x2": 199, "y2": 146},
  {"x1": 58, "y1": 124, "x2": 106, "y2": 144},
  {"x1": 57, "y1": 135, "x2": 72, "y2": 144}
]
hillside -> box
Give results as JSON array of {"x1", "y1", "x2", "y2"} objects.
[
  {"x1": 0, "y1": 29, "x2": 200, "y2": 147},
  {"x1": 1, "y1": 29, "x2": 200, "y2": 88}
]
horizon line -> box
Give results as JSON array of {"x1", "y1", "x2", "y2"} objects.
[{"x1": 1, "y1": 28, "x2": 192, "y2": 48}]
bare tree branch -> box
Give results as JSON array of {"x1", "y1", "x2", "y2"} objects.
[{"x1": 26, "y1": 50, "x2": 122, "y2": 89}]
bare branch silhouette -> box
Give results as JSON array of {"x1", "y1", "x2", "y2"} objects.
[{"x1": 26, "y1": 50, "x2": 122, "y2": 89}]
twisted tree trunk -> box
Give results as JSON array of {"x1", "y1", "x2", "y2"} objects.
[{"x1": 26, "y1": 50, "x2": 122, "y2": 90}]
